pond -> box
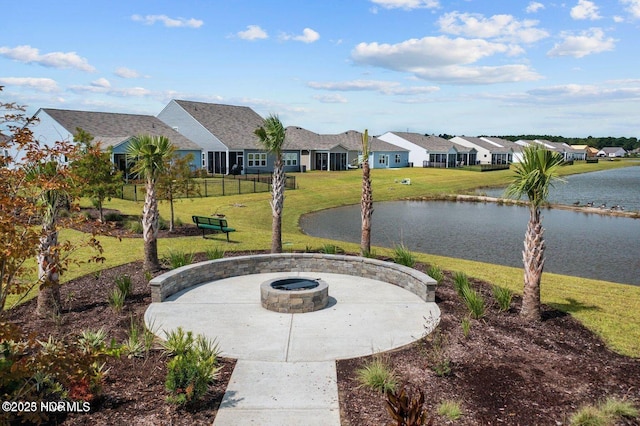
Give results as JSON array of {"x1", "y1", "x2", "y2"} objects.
[{"x1": 300, "y1": 200, "x2": 640, "y2": 286}]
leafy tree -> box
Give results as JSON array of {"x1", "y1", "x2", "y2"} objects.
[
  {"x1": 126, "y1": 134, "x2": 175, "y2": 272},
  {"x1": 0, "y1": 87, "x2": 103, "y2": 316},
  {"x1": 71, "y1": 127, "x2": 123, "y2": 223},
  {"x1": 254, "y1": 114, "x2": 286, "y2": 253},
  {"x1": 505, "y1": 145, "x2": 564, "y2": 321},
  {"x1": 360, "y1": 129, "x2": 373, "y2": 256},
  {"x1": 157, "y1": 153, "x2": 198, "y2": 232}
]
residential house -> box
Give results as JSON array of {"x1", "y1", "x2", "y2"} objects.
[
  {"x1": 30, "y1": 108, "x2": 202, "y2": 176},
  {"x1": 597, "y1": 147, "x2": 627, "y2": 158},
  {"x1": 572, "y1": 144, "x2": 599, "y2": 158},
  {"x1": 450, "y1": 136, "x2": 519, "y2": 164},
  {"x1": 285, "y1": 127, "x2": 409, "y2": 171},
  {"x1": 158, "y1": 99, "x2": 302, "y2": 175},
  {"x1": 378, "y1": 132, "x2": 476, "y2": 168},
  {"x1": 516, "y1": 139, "x2": 586, "y2": 161}
]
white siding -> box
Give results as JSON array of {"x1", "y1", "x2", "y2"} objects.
[{"x1": 377, "y1": 132, "x2": 428, "y2": 165}]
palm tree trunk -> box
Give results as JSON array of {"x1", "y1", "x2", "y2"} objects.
[
  {"x1": 142, "y1": 178, "x2": 161, "y2": 272},
  {"x1": 270, "y1": 159, "x2": 285, "y2": 253},
  {"x1": 36, "y1": 224, "x2": 61, "y2": 318},
  {"x1": 521, "y1": 207, "x2": 544, "y2": 321},
  {"x1": 360, "y1": 160, "x2": 373, "y2": 256}
]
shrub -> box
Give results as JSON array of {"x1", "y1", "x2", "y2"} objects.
[
  {"x1": 426, "y1": 265, "x2": 444, "y2": 284},
  {"x1": 319, "y1": 244, "x2": 343, "y2": 254},
  {"x1": 77, "y1": 328, "x2": 107, "y2": 355},
  {"x1": 158, "y1": 216, "x2": 168, "y2": 230},
  {"x1": 393, "y1": 244, "x2": 416, "y2": 268},
  {"x1": 124, "y1": 316, "x2": 155, "y2": 358},
  {"x1": 163, "y1": 327, "x2": 222, "y2": 406},
  {"x1": 205, "y1": 246, "x2": 226, "y2": 260},
  {"x1": 461, "y1": 286, "x2": 485, "y2": 319},
  {"x1": 437, "y1": 399, "x2": 463, "y2": 421},
  {"x1": 386, "y1": 384, "x2": 431, "y2": 425},
  {"x1": 599, "y1": 397, "x2": 638, "y2": 419},
  {"x1": 355, "y1": 355, "x2": 398, "y2": 394},
  {"x1": 492, "y1": 285, "x2": 513, "y2": 312},
  {"x1": 126, "y1": 220, "x2": 143, "y2": 234},
  {"x1": 104, "y1": 212, "x2": 123, "y2": 222},
  {"x1": 167, "y1": 250, "x2": 194, "y2": 269},
  {"x1": 114, "y1": 275, "x2": 132, "y2": 298},
  {"x1": 570, "y1": 405, "x2": 607, "y2": 426}
]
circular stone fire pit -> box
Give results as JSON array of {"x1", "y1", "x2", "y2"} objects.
[{"x1": 260, "y1": 276, "x2": 329, "y2": 313}]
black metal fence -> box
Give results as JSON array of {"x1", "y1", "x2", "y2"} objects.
[{"x1": 120, "y1": 174, "x2": 296, "y2": 202}]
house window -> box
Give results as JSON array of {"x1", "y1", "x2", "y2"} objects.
[
  {"x1": 247, "y1": 152, "x2": 267, "y2": 167},
  {"x1": 283, "y1": 152, "x2": 297, "y2": 166},
  {"x1": 395, "y1": 154, "x2": 401, "y2": 164},
  {"x1": 378, "y1": 156, "x2": 386, "y2": 164}
]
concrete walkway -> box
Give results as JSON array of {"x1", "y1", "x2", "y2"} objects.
[{"x1": 145, "y1": 271, "x2": 440, "y2": 425}]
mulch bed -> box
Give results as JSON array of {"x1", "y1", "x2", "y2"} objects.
[{"x1": 4, "y1": 217, "x2": 640, "y2": 424}]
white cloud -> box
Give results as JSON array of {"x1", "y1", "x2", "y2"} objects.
[
  {"x1": 308, "y1": 79, "x2": 439, "y2": 95},
  {"x1": 570, "y1": 0, "x2": 602, "y2": 20},
  {"x1": 613, "y1": 15, "x2": 625, "y2": 22},
  {"x1": 526, "y1": 82, "x2": 640, "y2": 103},
  {"x1": 0, "y1": 77, "x2": 59, "y2": 92},
  {"x1": 0, "y1": 45, "x2": 95, "y2": 72},
  {"x1": 370, "y1": 0, "x2": 439, "y2": 10},
  {"x1": 131, "y1": 14, "x2": 203, "y2": 28},
  {"x1": 115, "y1": 67, "x2": 141, "y2": 78},
  {"x1": 91, "y1": 78, "x2": 111, "y2": 88},
  {"x1": 547, "y1": 28, "x2": 615, "y2": 58},
  {"x1": 237, "y1": 25, "x2": 268, "y2": 41},
  {"x1": 313, "y1": 94, "x2": 348, "y2": 103},
  {"x1": 621, "y1": 0, "x2": 640, "y2": 19},
  {"x1": 281, "y1": 28, "x2": 320, "y2": 43},
  {"x1": 526, "y1": 2, "x2": 545, "y2": 13},
  {"x1": 437, "y1": 12, "x2": 549, "y2": 43}
]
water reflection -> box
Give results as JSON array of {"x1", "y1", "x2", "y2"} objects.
[{"x1": 300, "y1": 201, "x2": 640, "y2": 286}]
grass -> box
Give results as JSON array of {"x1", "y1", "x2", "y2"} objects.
[
  {"x1": 437, "y1": 399, "x2": 463, "y2": 421},
  {"x1": 6, "y1": 160, "x2": 640, "y2": 357},
  {"x1": 355, "y1": 354, "x2": 398, "y2": 394},
  {"x1": 570, "y1": 397, "x2": 638, "y2": 426}
]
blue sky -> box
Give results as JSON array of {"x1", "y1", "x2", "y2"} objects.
[{"x1": 2, "y1": 0, "x2": 640, "y2": 137}]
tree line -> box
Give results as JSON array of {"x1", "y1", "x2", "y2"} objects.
[{"x1": 437, "y1": 134, "x2": 639, "y2": 151}]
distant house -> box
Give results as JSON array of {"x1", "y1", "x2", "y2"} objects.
[
  {"x1": 597, "y1": 147, "x2": 627, "y2": 158},
  {"x1": 30, "y1": 108, "x2": 202, "y2": 176},
  {"x1": 572, "y1": 145, "x2": 599, "y2": 158},
  {"x1": 285, "y1": 127, "x2": 409, "y2": 171},
  {"x1": 450, "y1": 136, "x2": 518, "y2": 164},
  {"x1": 378, "y1": 132, "x2": 476, "y2": 168},
  {"x1": 516, "y1": 139, "x2": 586, "y2": 161},
  {"x1": 158, "y1": 99, "x2": 303, "y2": 175}
]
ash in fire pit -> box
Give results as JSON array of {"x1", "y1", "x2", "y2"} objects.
[
  {"x1": 271, "y1": 278, "x2": 319, "y2": 291},
  {"x1": 261, "y1": 276, "x2": 329, "y2": 313}
]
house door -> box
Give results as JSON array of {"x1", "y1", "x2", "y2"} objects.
[
  {"x1": 213, "y1": 152, "x2": 227, "y2": 174},
  {"x1": 379, "y1": 155, "x2": 389, "y2": 168}
]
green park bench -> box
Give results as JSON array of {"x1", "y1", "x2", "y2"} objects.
[{"x1": 191, "y1": 215, "x2": 236, "y2": 241}]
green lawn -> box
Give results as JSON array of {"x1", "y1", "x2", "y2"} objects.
[{"x1": 11, "y1": 159, "x2": 640, "y2": 357}]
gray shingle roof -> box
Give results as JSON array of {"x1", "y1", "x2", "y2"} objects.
[
  {"x1": 394, "y1": 132, "x2": 466, "y2": 152},
  {"x1": 285, "y1": 127, "x2": 406, "y2": 152},
  {"x1": 40, "y1": 108, "x2": 200, "y2": 150},
  {"x1": 453, "y1": 136, "x2": 511, "y2": 153},
  {"x1": 173, "y1": 100, "x2": 265, "y2": 150}
]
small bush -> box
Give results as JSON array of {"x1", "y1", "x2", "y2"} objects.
[
  {"x1": 167, "y1": 250, "x2": 194, "y2": 269},
  {"x1": 77, "y1": 328, "x2": 107, "y2": 355},
  {"x1": 114, "y1": 275, "x2": 132, "y2": 298},
  {"x1": 205, "y1": 246, "x2": 226, "y2": 260},
  {"x1": 461, "y1": 286, "x2": 485, "y2": 319},
  {"x1": 124, "y1": 316, "x2": 154, "y2": 358},
  {"x1": 437, "y1": 399, "x2": 463, "y2": 421},
  {"x1": 492, "y1": 285, "x2": 513, "y2": 312},
  {"x1": 127, "y1": 220, "x2": 143, "y2": 234},
  {"x1": 104, "y1": 212, "x2": 123, "y2": 222},
  {"x1": 356, "y1": 355, "x2": 398, "y2": 394},
  {"x1": 162, "y1": 327, "x2": 195, "y2": 356},
  {"x1": 108, "y1": 288, "x2": 126, "y2": 313},
  {"x1": 386, "y1": 384, "x2": 431, "y2": 425},
  {"x1": 362, "y1": 248, "x2": 377, "y2": 258},
  {"x1": 393, "y1": 244, "x2": 416, "y2": 268},
  {"x1": 320, "y1": 244, "x2": 343, "y2": 254},
  {"x1": 599, "y1": 397, "x2": 638, "y2": 419},
  {"x1": 158, "y1": 216, "x2": 168, "y2": 230},
  {"x1": 427, "y1": 265, "x2": 444, "y2": 284},
  {"x1": 570, "y1": 405, "x2": 607, "y2": 426}
]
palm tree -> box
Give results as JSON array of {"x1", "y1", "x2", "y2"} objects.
[
  {"x1": 254, "y1": 114, "x2": 286, "y2": 253},
  {"x1": 505, "y1": 144, "x2": 564, "y2": 321},
  {"x1": 126, "y1": 135, "x2": 175, "y2": 272},
  {"x1": 360, "y1": 130, "x2": 373, "y2": 256}
]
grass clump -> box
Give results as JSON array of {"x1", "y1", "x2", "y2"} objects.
[
  {"x1": 437, "y1": 399, "x2": 463, "y2": 421},
  {"x1": 492, "y1": 285, "x2": 513, "y2": 312},
  {"x1": 166, "y1": 250, "x2": 194, "y2": 269},
  {"x1": 393, "y1": 244, "x2": 416, "y2": 268},
  {"x1": 319, "y1": 244, "x2": 343, "y2": 254},
  {"x1": 453, "y1": 271, "x2": 470, "y2": 296},
  {"x1": 107, "y1": 288, "x2": 126, "y2": 313},
  {"x1": 570, "y1": 397, "x2": 638, "y2": 426},
  {"x1": 356, "y1": 354, "x2": 398, "y2": 394},
  {"x1": 205, "y1": 246, "x2": 226, "y2": 260},
  {"x1": 427, "y1": 265, "x2": 445, "y2": 284},
  {"x1": 461, "y1": 286, "x2": 485, "y2": 319},
  {"x1": 114, "y1": 275, "x2": 132, "y2": 298}
]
